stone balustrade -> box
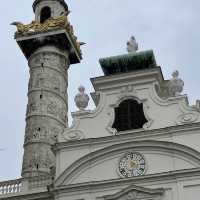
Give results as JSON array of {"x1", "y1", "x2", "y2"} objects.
[
  {"x1": 0, "y1": 176, "x2": 52, "y2": 198},
  {"x1": 0, "y1": 179, "x2": 22, "y2": 195}
]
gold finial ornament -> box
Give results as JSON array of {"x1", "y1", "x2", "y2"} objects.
[
  {"x1": 11, "y1": 11, "x2": 69, "y2": 34},
  {"x1": 11, "y1": 11, "x2": 82, "y2": 53}
]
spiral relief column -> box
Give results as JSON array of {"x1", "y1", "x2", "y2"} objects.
[
  {"x1": 22, "y1": 46, "x2": 69, "y2": 177},
  {"x1": 12, "y1": 0, "x2": 82, "y2": 178}
]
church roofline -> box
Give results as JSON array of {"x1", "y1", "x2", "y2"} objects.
[{"x1": 99, "y1": 50, "x2": 157, "y2": 76}]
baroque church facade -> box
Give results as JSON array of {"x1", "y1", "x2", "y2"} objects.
[{"x1": 1, "y1": 0, "x2": 200, "y2": 199}]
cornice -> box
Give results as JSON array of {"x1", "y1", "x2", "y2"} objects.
[
  {"x1": 54, "y1": 122, "x2": 200, "y2": 152},
  {"x1": 90, "y1": 67, "x2": 164, "y2": 91},
  {"x1": 53, "y1": 168, "x2": 200, "y2": 194}
]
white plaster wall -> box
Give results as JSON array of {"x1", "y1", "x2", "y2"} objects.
[
  {"x1": 56, "y1": 127, "x2": 200, "y2": 179},
  {"x1": 69, "y1": 152, "x2": 196, "y2": 184},
  {"x1": 63, "y1": 69, "x2": 200, "y2": 141}
]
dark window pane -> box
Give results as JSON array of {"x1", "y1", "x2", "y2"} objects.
[
  {"x1": 40, "y1": 6, "x2": 51, "y2": 23},
  {"x1": 112, "y1": 99, "x2": 147, "y2": 132}
]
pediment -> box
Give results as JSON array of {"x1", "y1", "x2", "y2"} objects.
[
  {"x1": 102, "y1": 185, "x2": 164, "y2": 200},
  {"x1": 55, "y1": 140, "x2": 200, "y2": 186}
]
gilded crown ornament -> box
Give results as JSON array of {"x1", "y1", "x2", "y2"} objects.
[{"x1": 11, "y1": 11, "x2": 83, "y2": 54}]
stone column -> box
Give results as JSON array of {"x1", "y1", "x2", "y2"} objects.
[{"x1": 22, "y1": 46, "x2": 69, "y2": 177}]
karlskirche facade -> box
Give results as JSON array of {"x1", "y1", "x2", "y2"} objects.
[{"x1": 1, "y1": 0, "x2": 200, "y2": 200}]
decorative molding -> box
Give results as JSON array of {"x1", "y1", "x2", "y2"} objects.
[
  {"x1": 68, "y1": 92, "x2": 106, "y2": 135},
  {"x1": 176, "y1": 112, "x2": 199, "y2": 125},
  {"x1": 53, "y1": 168, "x2": 200, "y2": 195},
  {"x1": 102, "y1": 184, "x2": 164, "y2": 200},
  {"x1": 62, "y1": 130, "x2": 85, "y2": 141},
  {"x1": 106, "y1": 90, "x2": 153, "y2": 135},
  {"x1": 53, "y1": 122, "x2": 200, "y2": 152}
]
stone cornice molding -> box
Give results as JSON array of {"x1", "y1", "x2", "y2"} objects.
[
  {"x1": 91, "y1": 67, "x2": 164, "y2": 91},
  {"x1": 54, "y1": 122, "x2": 200, "y2": 152},
  {"x1": 53, "y1": 168, "x2": 200, "y2": 195},
  {"x1": 54, "y1": 140, "x2": 200, "y2": 186}
]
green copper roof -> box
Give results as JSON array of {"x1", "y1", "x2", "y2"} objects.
[{"x1": 99, "y1": 50, "x2": 157, "y2": 76}]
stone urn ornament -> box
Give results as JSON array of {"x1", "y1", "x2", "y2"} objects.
[
  {"x1": 74, "y1": 86, "x2": 89, "y2": 111},
  {"x1": 168, "y1": 70, "x2": 184, "y2": 97}
]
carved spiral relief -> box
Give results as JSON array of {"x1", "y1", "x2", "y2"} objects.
[
  {"x1": 22, "y1": 147, "x2": 55, "y2": 171},
  {"x1": 29, "y1": 52, "x2": 68, "y2": 72},
  {"x1": 33, "y1": 73, "x2": 61, "y2": 93},
  {"x1": 25, "y1": 123, "x2": 62, "y2": 144},
  {"x1": 26, "y1": 98, "x2": 67, "y2": 123}
]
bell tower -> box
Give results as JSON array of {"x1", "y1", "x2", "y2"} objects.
[{"x1": 12, "y1": 0, "x2": 82, "y2": 178}]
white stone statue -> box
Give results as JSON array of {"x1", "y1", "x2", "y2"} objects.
[
  {"x1": 168, "y1": 70, "x2": 184, "y2": 97},
  {"x1": 74, "y1": 86, "x2": 89, "y2": 111},
  {"x1": 127, "y1": 36, "x2": 138, "y2": 53}
]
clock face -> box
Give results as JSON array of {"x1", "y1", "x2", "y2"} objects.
[{"x1": 118, "y1": 152, "x2": 146, "y2": 177}]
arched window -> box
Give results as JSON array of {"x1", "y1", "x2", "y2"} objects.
[
  {"x1": 112, "y1": 99, "x2": 147, "y2": 132},
  {"x1": 40, "y1": 6, "x2": 51, "y2": 23}
]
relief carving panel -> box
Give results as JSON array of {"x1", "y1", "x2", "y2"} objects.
[
  {"x1": 25, "y1": 122, "x2": 63, "y2": 144},
  {"x1": 26, "y1": 96, "x2": 67, "y2": 123}
]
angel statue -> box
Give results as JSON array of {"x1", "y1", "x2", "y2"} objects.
[{"x1": 127, "y1": 36, "x2": 138, "y2": 53}]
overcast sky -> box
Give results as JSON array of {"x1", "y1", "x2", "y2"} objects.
[{"x1": 0, "y1": 0, "x2": 200, "y2": 181}]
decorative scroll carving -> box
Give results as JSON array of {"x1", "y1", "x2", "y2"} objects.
[
  {"x1": 176, "y1": 113, "x2": 199, "y2": 125},
  {"x1": 62, "y1": 130, "x2": 85, "y2": 141},
  {"x1": 126, "y1": 191, "x2": 138, "y2": 200}
]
